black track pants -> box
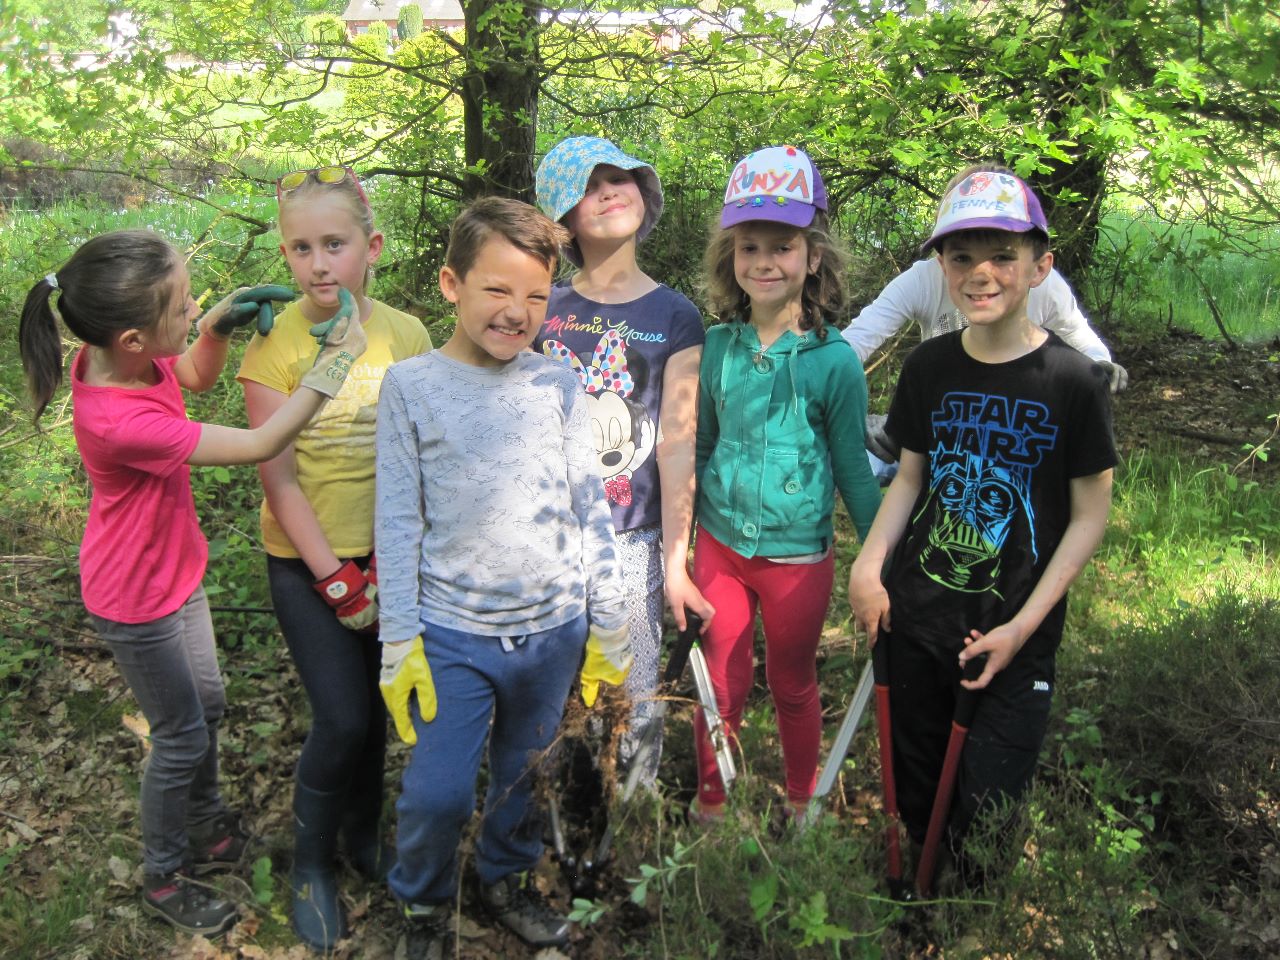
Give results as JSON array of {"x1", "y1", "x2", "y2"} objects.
[{"x1": 884, "y1": 628, "x2": 1057, "y2": 846}]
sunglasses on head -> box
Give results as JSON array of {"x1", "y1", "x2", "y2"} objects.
[{"x1": 275, "y1": 165, "x2": 370, "y2": 208}]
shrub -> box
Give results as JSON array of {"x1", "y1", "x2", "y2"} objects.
[{"x1": 398, "y1": 3, "x2": 423, "y2": 40}]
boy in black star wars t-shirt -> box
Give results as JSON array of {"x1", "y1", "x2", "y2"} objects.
[{"x1": 847, "y1": 169, "x2": 1116, "y2": 878}]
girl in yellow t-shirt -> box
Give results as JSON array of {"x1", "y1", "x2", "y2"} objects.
[{"x1": 237, "y1": 166, "x2": 431, "y2": 951}]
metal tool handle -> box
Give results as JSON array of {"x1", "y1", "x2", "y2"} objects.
[{"x1": 689, "y1": 643, "x2": 736, "y2": 787}]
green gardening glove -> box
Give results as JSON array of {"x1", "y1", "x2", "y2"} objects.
[
  {"x1": 379, "y1": 637, "x2": 437, "y2": 745},
  {"x1": 197, "y1": 284, "x2": 297, "y2": 340},
  {"x1": 308, "y1": 287, "x2": 359, "y2": 346},
  {"x1": 580, "y1": 623, "x2": 633, "y2": 707},
  {"x1": 299, "y1": 289, "x2": 367, "y2": 399}
]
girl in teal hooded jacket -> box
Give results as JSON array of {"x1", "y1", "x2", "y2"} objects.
[{"x1": 691, "y1": 146, "x2": 881, "y2": 820}]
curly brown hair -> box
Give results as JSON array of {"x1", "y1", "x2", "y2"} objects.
[{"x1": 702, "y1": 211, "x2": 849, "y2": 337}]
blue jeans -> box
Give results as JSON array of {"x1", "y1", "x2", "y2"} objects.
[
  {"x1": 91, "y1": 585, "x2": 229, "y2": 876},
  {"x1": 389, "y1": 614, "x2": 587, "y2": 905}
]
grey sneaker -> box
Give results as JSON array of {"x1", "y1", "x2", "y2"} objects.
[
  {"x1": 479, "y1": 872, "x2": 569, "y2": 948},
  {"x1": 142, "y1": 872, "x2": 238, "y2": 937},
  {"x1": 399, "y1": 902, "x2": 451, "y2": 960},
  {"x1": 189, "y1": 811, "x2": 250, "y2": 875}
]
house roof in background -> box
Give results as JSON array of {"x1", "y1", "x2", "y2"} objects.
[{"x1": 341, "y1": 0, "x2": 463, "y2": 21}]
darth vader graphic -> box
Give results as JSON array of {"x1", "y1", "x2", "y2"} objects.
[{"x1": 915, "y1": 391, "x2": 1057, "y2": 597}]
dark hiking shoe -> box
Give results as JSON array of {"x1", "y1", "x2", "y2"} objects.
[
  {"x1": 398, "y1": 902, "x2": 452, "y2": 960},
  {"x1": 479, "y1": 872, "x2": 570, "y2": 948},
  {"x1": 189, "y1": 811, "x2": 250, "y2": 875},
  {"x1": 142, "y1": 872, "x2": 238, "y2": 937}
]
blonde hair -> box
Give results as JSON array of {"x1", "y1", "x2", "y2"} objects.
[
  {"x1": 277, "y1": 173, "x2": 378, "y2": 290},
  {"x1": 702, "y1": 212, "x2": 849, "y2": 337}
]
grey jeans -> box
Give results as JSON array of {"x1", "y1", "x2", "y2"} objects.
[{"x1": 92, "y1": 585, "x2": 229, "y2": 875}]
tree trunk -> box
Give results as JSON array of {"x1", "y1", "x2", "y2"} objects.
[
  {"x1": 462, "y1": 0, "x2": 541, "y2": 202},
  {"x1": 1034, "y1": 0, "x2": 1107, "y2": 279}
]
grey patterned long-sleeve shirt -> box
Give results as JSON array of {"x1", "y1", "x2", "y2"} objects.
[{"x1": 374, "y1": 350, "x2": 626, "y2": 642}]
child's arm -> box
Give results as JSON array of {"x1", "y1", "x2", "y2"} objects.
[
  {"x1": 565, "y1": 386, "x2": 627, "y2": 632},
  {"x1": 189, "y1": 312, "x2": 364, "y2": 473},
  {"x1": 190, "y1": 386, "x2": 326, "y2": 468},
  {"x1": 657, "y1": 344, "x2": 713, "y2": 629},
  {"x1": 824, "y1": 353, "x2": 882, "y2": 540},
  {"x1": 1034, "y1": 269, "x2": 1112, "y2": 363},
  {"x1": 177, "y1": 286, "x2": 298, "y2": 392},
  {"x1": 176, "y1": 329, "x2": 234, "y2": 393},
  {"x1": 847, "y1": 448, "x2": 926, "y2": 646},
  {"x1": 242, "y1": 381, "x2": 342, "y2": 577},
  {"x1": 840, "y1": 260, "x2": 936, "y2": 364},
  {"x1": 373, "y1": 368, "x2": 427, "y2": 645},
  {"x1": 959, "y1": 468, "x2": 1113, "y2": 690}
]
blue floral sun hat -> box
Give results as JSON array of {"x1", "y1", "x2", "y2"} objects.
[{"x1": 535, "y1": 136, "x2": 664, "y2": 265}]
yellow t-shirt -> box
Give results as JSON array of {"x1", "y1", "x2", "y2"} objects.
[{"x1": 237, "y1": 299, "x2": 432, "y2": 558}]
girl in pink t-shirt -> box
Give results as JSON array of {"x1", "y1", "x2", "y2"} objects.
[{"x1": 17, "y1": 229, "x2": 365, "y2": 939}]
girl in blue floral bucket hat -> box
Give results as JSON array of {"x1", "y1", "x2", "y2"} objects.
[{"x1": 534, "y1": 136, "x2": 713, "y2": 786}]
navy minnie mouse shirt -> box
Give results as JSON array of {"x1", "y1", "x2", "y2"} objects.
[{"x1": 534, "y1": 283, "x2": 705, "y2": 532}]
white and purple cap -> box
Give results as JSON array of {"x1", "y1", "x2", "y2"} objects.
[
  {"x1": 720, "y1": 145, "x2": 828, "y2": 229},
  {"x1": 921, "y1": 170, "x2": 1049, "y2": 254}
]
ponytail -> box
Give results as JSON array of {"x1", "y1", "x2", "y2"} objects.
[
  {"x1": 16, "y1": 230, "x2": 181, "y2": 424},
  {"x1": 18, "y1": 277, "x2": 65, "y2": 422}
]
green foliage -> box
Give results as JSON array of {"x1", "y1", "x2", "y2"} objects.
[
  {"x1": 252, "y1": 855, "x2": 275, "y2": 905},
  {"x1": 398, "y1": 3, "x2": 423, "y2": 40},
  {"x1": 303, "y1": 13, "x2": 347, "y2": 45},
  {"x1": 4, "y1": 0, "x2": 1277, "y2": 346},
  {"x1": 365, "y1": 20, "x2": 390, "y2": 50}
]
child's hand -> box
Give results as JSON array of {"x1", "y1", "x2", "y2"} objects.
[
  {"x1": 313, "y1": 558, "x2": 379, "y2": 633},
  {"x1": 848, "y1": 565, "x2": 891, "y2": 646},
  {"x1": 958, "y1": 623, "x2": 1028, "y2": 690},
  {"x1": 379, "y1": 637, "x2": 436, "y2": 745},
  {"x1": 301, "y1": 289, "x2": 367, "y2": 399},
  {"x1": 198, "y1": 285, "x2": 297, "y2": 340},
  {"x1": 580, "y1": 623, "x2": 632, "y2": 707},
  {"x1": 664, "y1": 567, "x2": 714, "y2": 632},
  {"x1": 307, "y1": 286, "x2": 359, "y2": 346}
]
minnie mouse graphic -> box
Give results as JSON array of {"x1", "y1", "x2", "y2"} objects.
[{"x1": 543, "y1": 330, "x2": 655, "y2": 506}]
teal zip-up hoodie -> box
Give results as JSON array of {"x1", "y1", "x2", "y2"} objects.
[{"x1": 695, "y1": 321, "x2": 881, "y2": 558}]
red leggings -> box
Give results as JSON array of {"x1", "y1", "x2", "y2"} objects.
[{"x1": 692, "y1": 526, "x2": 834, "y2": 806}]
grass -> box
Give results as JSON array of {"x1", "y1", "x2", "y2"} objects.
[{"x1": 1087, "y1": 209, "x2": 1280, "y2": 343}]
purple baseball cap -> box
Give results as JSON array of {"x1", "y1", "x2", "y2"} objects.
[
  {"x1": 720, "y1": 145, "x2": 828, "y2": 229},
  {"x1": 921, "y1": 170, "x2": 1049, "y2": 254}
]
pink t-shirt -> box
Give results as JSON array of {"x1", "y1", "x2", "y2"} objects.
[{"x1": 72, "y1": 350, "x2": 206, "y2": 623}]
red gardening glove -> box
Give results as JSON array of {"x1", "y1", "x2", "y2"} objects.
[{"x1": 313, "y1": 559, "x2": 379, "y2": 633}]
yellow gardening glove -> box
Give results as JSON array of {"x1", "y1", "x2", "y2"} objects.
[
  {"x1": 580, "y1": 623, "x2": 632, "y2": 707},
  {"x1": 379, "y1": 637, "x2": 437, "y2": 745}
]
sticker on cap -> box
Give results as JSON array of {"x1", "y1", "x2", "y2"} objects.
[
  {"x1": 723, "y1": 146, "x2": 815, "y2": 207},
  {"x1": 940, "y1": 172, "x2": 1034, "y2": 229}
]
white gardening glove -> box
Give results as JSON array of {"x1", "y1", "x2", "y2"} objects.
[
  {"x1": 197, "y1": 285, "x2": 296, "y2": 340},
  {"x1": 865, "y1": 413, "x2": 901, "y2": 463},
  {"x1": 1097, "y1": 360, "x2": 1129, "y2": 393}
]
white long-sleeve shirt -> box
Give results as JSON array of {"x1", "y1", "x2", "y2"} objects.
[{"x1": 842, "y1": 258, "x2": 1112, "y2": 363}]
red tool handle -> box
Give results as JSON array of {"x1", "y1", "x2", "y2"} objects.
[
  {"x1": 916, "y1": 653, "x2": 987, "y2": 896},
  {"x1": 871, "y1": 638, "x2": 902, "y2": 883}
]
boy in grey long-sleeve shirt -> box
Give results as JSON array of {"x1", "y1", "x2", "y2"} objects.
[
  {"x1": 376, "y1": 348, "x2": 624, "y2": 639},
  {"x1": 374, "y1": 198, "x2": 629, "y2": 953}
]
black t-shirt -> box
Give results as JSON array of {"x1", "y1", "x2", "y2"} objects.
[{"x1": 884, "y1": 331, "x2": 1117, "y2": 649}]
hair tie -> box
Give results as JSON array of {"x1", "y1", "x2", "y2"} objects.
[{"x1": 45, "y1": 273, "x2": 59, "y2": 290}]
